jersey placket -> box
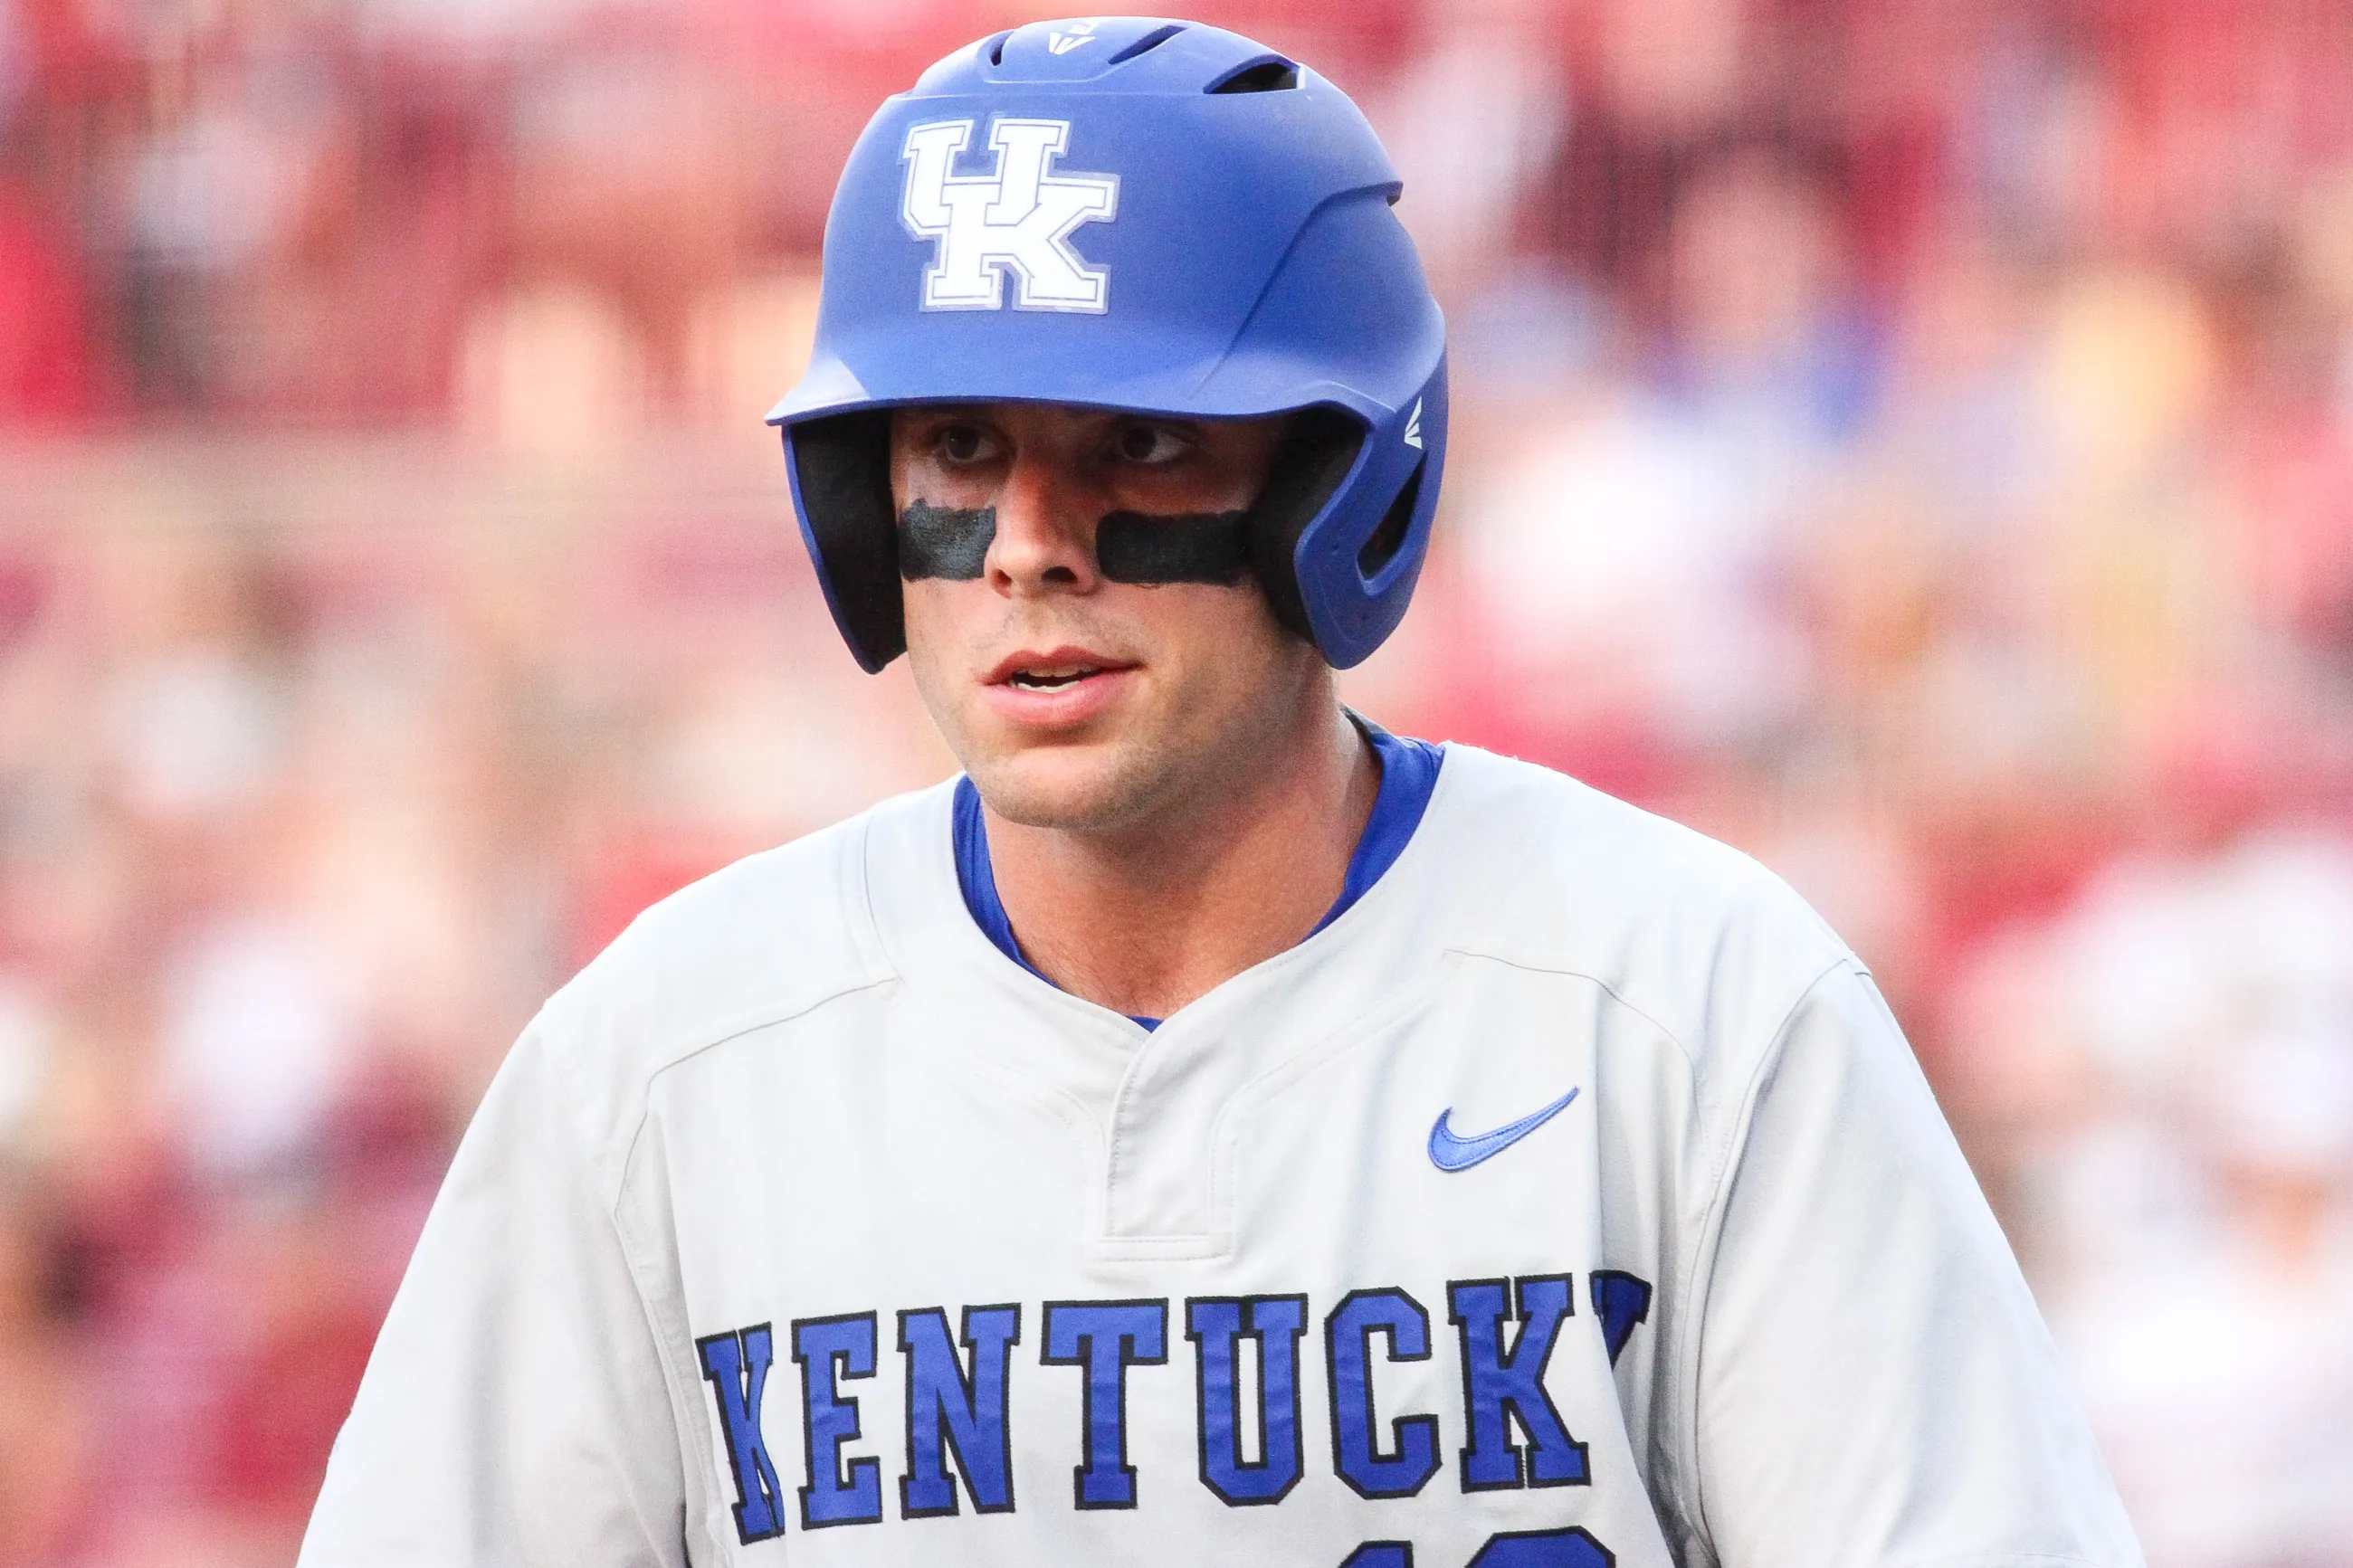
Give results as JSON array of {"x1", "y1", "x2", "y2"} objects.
[{"x1": 865, "y1": 776, "x2": 1454, "y2": 1268}]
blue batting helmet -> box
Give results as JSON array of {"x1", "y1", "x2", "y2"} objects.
[{"x1": 767, "y1": 15, "x2": 1447, "y2": 672}]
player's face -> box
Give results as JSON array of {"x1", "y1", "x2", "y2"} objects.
[{"x1": 891, "y1": 402, "x2": 1314, "y2": 833}]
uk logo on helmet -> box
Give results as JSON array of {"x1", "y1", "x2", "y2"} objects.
[{"x1": 900, "y1": 118, "x2": 1119, "y2": 313}]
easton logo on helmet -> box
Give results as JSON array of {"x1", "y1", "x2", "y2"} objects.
[{"x1": 900, "y1": 118, "x2": 1119, "y2": 313}]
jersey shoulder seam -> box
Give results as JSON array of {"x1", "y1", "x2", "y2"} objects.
[
  {"x1": 512, "y1": 1022, "x2": 720, "y2": 1556},
  {"x1": 1883, "y1": 1555, "x2": 2138, "y2": 1568},
  {"x1": 1668, "y1": 949, "x2": 1864, "y2": 1555},
  {"x1": 537, "y1": 808, "x2": 900, "y2": 1201},
  {"x1": 586, "y1": 970, "x2": 900, "y2": 1558},
  {"x1": 605, "y1": 971, "x2": 900, "y2": 1212},
  {"x1": 1441, "y1": 945, "x2": 1704, "y2": 1076}
]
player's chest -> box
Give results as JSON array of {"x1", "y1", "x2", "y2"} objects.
[{"x1": 637, "y1": 956, "x2": 1690, "y2": 1566}]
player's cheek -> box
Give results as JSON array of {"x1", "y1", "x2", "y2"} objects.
[
  {"x1": 903, "y1": 578, "x2": 987, "y2": 647},
  {"x1": 1157, "y1": 586, "x2": 1280, "y2": 711},
  {"x1": 898, "y1": 587, "x2": 982, "y2": 721}
]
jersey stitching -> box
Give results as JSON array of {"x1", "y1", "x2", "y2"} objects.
[
  {"x1": 530, "y1": 1030, "x2": 710, "y2": 1564},
  {"x1": 542, "y1": 818, "x2": 901, "y2": 1203},
  {"x1": 1102, "y1": 1041, "x2": 1150, "y2": 1239},
  {"x1": 1434, "y1": 946, "x2": 1707, "y2": 1074},
  {"x1": 933, "y1": 1046, "x2": 1113, "y2": 1244},
  {"x1": 595, "y1": 993, "x2": 904, "y2": 1553},
  {"x1": 1676, "y1": 952, "x2": 1864, "y2": 1566},
  {"x1": 612, "y1": 976, "x2": 900, "y2": 1203},
  {"x1": 608, "y1": 805, "x2": 906, "y2": 1183},
  {"x1": 608, "y1": 1157, "x2": 721, "y2": 1563},
  {"x1": 1100, "y1": 892, "x2": 1470, "y2": 1248},
  {"x1": 872, "y1": 788, "x2": 1147, "y2": 1038},
  {"x1": 1884, "y1": 1557, "x2": 2133, "y2": 1568},
  {"x1": 1428, "y1": 945, "x2": 1720, "y2": 1553},
  {"x1": 1085, "y1": 755, "x2": 1466, "y2": 1243},
  {"x1": 845, "y1": 804, "x2": 898, "y2": 979},
  {"x1": 593, "y1": 975, "x2": 897, "y2": 1560},
  {"x1": 528, "y1": 820, "x2": 901, "y2": 1561},
  {"x1": 1197, "y1": 960, "x2": 1453, "y2": 1249}
]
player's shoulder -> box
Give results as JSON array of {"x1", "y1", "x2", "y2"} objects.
[
  {"x1": 519, "y1": 781, "x2": 948, "y2": 1155},
  {"x1": 1424, "y1": 744, "x2": 1856, "y2": 1068}
]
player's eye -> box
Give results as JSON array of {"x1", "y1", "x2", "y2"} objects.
[
  {"x1": 934, "y1": 423, "x2": 996, "y2": 465},
  {"x1": 1110, "y1": 422, "x2": 1193, "y2": 467}
]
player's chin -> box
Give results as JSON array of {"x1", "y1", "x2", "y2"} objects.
[{"x1": 961, "y1": 727, "x2": 1172, "y2": 834}]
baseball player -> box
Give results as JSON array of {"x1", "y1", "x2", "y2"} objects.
[{"x1": 300, "y1": 18, "x2": 2143, "y2": 1568}]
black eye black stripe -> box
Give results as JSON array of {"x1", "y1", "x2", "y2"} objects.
[
  {"x1": 896, "y1": 506, "x2": 1256, "y2": 587},
  {"x1": 1095, "y1": 510, "x2": 1251, "y2": 584},
  {"x1": 898, "y1": 503, "x2": 996, "y2": 580}
]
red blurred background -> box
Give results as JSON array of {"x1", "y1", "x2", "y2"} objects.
[{"x1": 4, "y1": 1, "x2": 2352, "y2": 1563}]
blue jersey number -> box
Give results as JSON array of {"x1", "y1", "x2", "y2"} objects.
[{"x1": 1342, "y1": 1526, "x2": 1613, "y2": 1568}]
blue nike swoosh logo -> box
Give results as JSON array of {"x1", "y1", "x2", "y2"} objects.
[{"x1": 1427, "y1": 1088, "x2": 1580, "y2": 1172}]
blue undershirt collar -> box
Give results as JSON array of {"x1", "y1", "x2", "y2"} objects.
[{"x1": 952, "y1": 718, "x2": 1443, "y2": 1030}]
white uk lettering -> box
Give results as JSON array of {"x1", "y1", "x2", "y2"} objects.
[{"x1": 900, "y1": 118, "x2": 1120, "y2": 313}]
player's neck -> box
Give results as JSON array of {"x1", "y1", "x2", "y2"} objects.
[{"x1": 982, "y1": 701, "x2": 1379, "y2": 1021}]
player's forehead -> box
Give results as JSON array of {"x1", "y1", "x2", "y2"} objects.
[
  {"x1": 884, "y1": 403, "x2": 1295, "y2": 471},
  {"x1": 889, "y1": 402, "x2": 1205, "y2": 434}
]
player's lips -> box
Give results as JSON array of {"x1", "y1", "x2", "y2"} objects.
[
  {"x1": 981, "y1": 646, "x2": 1138, "y2": 726},
  {"x1": 983, "y1": 645, "x2": 1137, "y2": 689}
]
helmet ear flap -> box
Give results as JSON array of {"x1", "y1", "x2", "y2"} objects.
[
  {"x1": 1245, "y1": 407, "x2": 1367, "y2": 643},
  {"x1": 786, "y1": 412, "x2": 904, "y2": 672},
  {"x1": 1356, "y1": 458, "x2": 1424, "y2": 580}
]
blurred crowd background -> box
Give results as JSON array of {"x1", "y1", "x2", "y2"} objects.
[{"x1": 4, "y1": 0, "x2": 2353, "y2": 1563}]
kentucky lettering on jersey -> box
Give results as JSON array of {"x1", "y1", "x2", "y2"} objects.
[
  {"x1": 689, "y1": 1269, "x2": 1648, "y2": 1544},
  {"x1": 300, "y1": 746, "x2": 2143, "y2": 1568}
]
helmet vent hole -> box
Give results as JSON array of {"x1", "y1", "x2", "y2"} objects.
[
  {"x1": 1358, "y1": 461, "x2": 1424, "y2": 579},
  {"x1": 1207, "y1": 57, "x2": 1299, "y2": 94},
  {"x1": 1108, "y1": 24, "x2": 1186, "y2": 63},
  {"x1": 986, "y1": 30, "x2": 1010, "y2": 66}
]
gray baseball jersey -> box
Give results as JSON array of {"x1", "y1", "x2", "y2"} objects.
[{"x1": 299, "y1": 744, "x2": 2141, "y2": 1568}]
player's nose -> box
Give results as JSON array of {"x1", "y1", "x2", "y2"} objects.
[{"x1": 986, "y1": 453, "x2": 1102, "y2": 598}]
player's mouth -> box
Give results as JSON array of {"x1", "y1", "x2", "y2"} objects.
[
  {"x1": 983, "y1": 647, "x2": 1138, "y2": 726},
  {"x1": 1006, "y1": 665, "x2": 1097, "y2": 690}
]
